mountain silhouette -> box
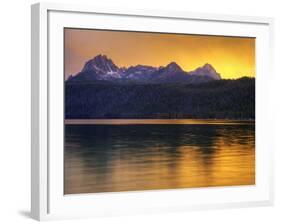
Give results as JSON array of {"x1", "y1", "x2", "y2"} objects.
[
  {"x1": 65, "y1": 54, "x2": 254, "y2": 120},
  {"x1": 67, "y1": 54, "x2": 221, "y2": 84}
]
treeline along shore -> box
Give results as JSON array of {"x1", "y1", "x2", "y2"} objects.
[{"x1": 65, "y1": 77, "x2": 255, "y2": 120}]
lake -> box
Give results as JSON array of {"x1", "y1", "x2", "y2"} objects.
[{"x1": 64, "y1": 119, "x2": 255, "y2": 194}]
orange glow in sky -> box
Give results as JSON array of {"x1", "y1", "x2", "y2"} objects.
[{"x1": 64, "y1": 28, "x2": 255, "y2": 80}]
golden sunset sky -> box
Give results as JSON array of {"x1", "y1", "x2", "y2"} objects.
[{"x1": 64, "y1": 28, "x2": 255, "y2": 79}]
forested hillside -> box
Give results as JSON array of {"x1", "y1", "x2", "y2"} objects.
[{"x1": 65, "y1": 77, "x2": 255, "y2": 119}]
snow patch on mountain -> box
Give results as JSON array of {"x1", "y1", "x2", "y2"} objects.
[{"x1": 68, "y1": 55, "x2": 222, "y2": 83}]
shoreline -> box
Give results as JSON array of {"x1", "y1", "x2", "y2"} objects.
[{"x1": 65, "y1": 119, "x2": 255, "y2": 125}]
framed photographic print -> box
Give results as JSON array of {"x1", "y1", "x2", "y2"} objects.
[{"x1": 31, "y1": 2, "x2": 274, "y2": 221}]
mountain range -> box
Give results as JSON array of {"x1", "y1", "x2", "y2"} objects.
[
  {"x1": 67, "y1": 54, "x2": 221, "y2": 84},
  {"x1": 65, "y1": 54, "x2": 255, "y2": 119}
]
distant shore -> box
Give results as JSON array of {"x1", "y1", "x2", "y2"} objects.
[{"x1": 65, "y1": 119, "x2": 255, "y2": 125}]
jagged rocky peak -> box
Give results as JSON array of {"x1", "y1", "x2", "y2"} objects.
[
  {"x1": 82, "y1": 54, "x2": 120, "y2": 74},
  {"x1": 126, "y1": 64, "x2": 157, "y2": 73},
  {"x1": 161, "y1": 62, "x2": 184, "y2": 75},
  {"x1": 189, "y1": 63, "x2": 221, "y2": 80},
  {"x1": 128, "y1": 64, "x2": 152, "y2": 70},
  {"x1": 91, "y1": 54, "x2": 113, "y2": 64},
  {"x1": 124, "y1": 64, "x2": 158, "y2": 79},
  {"x1": 202, "y1": 63, "x2": 218, "y2": 73},
  {"x1": 68, "y1": 54, "x2": 223, "y2": 83},
  {"x1": 166, "y1": 62, "x2": 182, "y2": 70}
]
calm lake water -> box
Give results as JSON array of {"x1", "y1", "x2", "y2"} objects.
[{"x1": 64, "y1": 119, "x2": 255, "y2": 194}]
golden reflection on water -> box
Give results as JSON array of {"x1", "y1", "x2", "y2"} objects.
[
  {"x1": 65, "y1": 119, "x2": 254, "y2": 125},
  {"x1": 64, "y1": 120, "x2": 255, "y2": 194}
]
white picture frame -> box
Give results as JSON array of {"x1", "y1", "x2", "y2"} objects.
[{"x1": 31, "y1": 2, "x2": 274, "y2": 221}]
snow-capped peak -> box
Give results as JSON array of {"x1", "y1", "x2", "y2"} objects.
[{"x1": 81, "y1": 54, "x2": 122, "y2": 79}]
